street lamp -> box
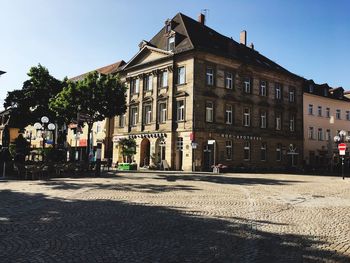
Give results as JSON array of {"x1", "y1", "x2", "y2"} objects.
[
  {"x1": 34, "y1": 116, "x2": 56, "y2": 150},
  {"x1": 333, "y1": 129, "x2": 350, "y2": 179}
]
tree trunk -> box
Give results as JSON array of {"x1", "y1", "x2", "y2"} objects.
[{"x1": 86, "y1": 122, "x2": 93, "y2": 162}]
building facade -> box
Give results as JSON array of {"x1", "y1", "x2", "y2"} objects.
[
  {"x1": 303, "y1": 80, "x2": 350, "y2": 169},
  {"x1": 112, "y1": 13, "x2": 304, "y2": 171}
]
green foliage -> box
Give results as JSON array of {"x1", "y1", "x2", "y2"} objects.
[
  {"x1": 4, "y1": 64, "x2": 63, "y2": 128},
  {"x1": 119, "y1": 138, "x2": 136, "y2": 163},
  {"x1": 50, "y1": 71, "x2": 127, "y2": 160},
  {"x1": 14, "y1": 134, "x2": 30, "y2": 156}
]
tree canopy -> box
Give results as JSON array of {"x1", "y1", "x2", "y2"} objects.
[
  {"x1": 49, "y1": 71, "x2": 127, "y2": 159},
  {"x1": 4, "y1": 64, "x2": 63, "y2": 128}
]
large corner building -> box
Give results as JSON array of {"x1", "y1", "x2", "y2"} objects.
[{"x1": 113, "y1": 13, "x2": 304, "y2": 171}]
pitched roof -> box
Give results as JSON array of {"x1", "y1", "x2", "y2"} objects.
[
  {"x1": 149, "y1": 13, "x2": 297, "y2": 77},
  {"x1": 70, "y1": 60, "x2": 125, "y2": 81}
]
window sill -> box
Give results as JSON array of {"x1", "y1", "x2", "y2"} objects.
[
  {"x1": 176, "y1": 83, "x2": 187, "y2": 87},
  {"x1": 176, "y1": 120, "x2": 186, "y2": 123}
]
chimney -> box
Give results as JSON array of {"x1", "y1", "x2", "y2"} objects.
[
  {"x1": 240, "y1": 30, "x2": 247, "y2": 46},
  {"x1": 249, "y1": 42, "x2": 254, "y2": 50},
  {"x1": 198, "y1": 13, "x2": 205, "y2": 25}
]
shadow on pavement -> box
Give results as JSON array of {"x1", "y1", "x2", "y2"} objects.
[
  {"x1": 0, "y1": 190, "x2": 347, "y2": 262},
  {"x1": 154, "y1": 174, "x2": 304, "y2": 186}
]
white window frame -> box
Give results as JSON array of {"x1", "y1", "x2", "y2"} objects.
[
  {"x1": 260, "y1": 111, "x2": 267, "y2": 128},
  {"x1": 167, "y1": 36, "x2": 175, "y2": 51},
  {"x1": 336, "y1": 109, "x2": 341, "y2": 119},
  {"x1": 130, "y1": 78, "x2": 139, "y2": 94},
  {"x1": 226, "y1": 140, "x2": 232, "y2": 160},
  {"x1": 244, "y1": 141, "x2": 250, "y2": 161},
  {"x1": 260, "y1": 81, "x2": 267, "y2": 96},
  {"x1": 275, "y1": 83, "x2": 282, "y2": 100},
  {"x1": 275, "y1": 113, "x2": 282, "y2": 130},
  {"x1": 206, "y1": 67, "x2": 214, "y2": 86},
  {"x1": 326, "y1": 129, "x2": 331, "y2": 140},
  {"x1": 206, "y1": 101, "x2": 214, "y2": 122},
  {"x1": 346, "y1": 111, "x2": 350, "y2": 121},
  {"x1": 159, "y1": 103, "x2": 167, "y2": 123},
  {"x1": 276, "y1": 144, "x2": 282, "y2": 161},
  {"x1": 176, "y1": 100, "x2": 185, "y2": 121},
  {"x1": 244, "y1": 78, "x2": 251, "y2": 93},
  {"x1": 131, "y1": 107, "x2": 138, "y2": 126},
  {"x1": 144, "y1": 104, "x2": 152, "y2": 125},
  {"x1": 243, "y1": 108, "x2": 250, "y2": 127},
  {"x1": 308, "y1": 127, "x2": 314, "y2": 139},
  {"x1": 308, "y1": 104, "x2": 313, "y2": 115},
  {"x1": 289, "y1": 115, "x2": 295, "y2": 132},
  {"x1": 144, "y1": 75, "x2": 153, "y2": 92},
  {"x1": 289, "y1": 89, "x2": 295, "y2": 102},
  {"x1": 318, "y1": 106, "x2": 322, "y2": 116},
  {"x1": 225, "y1": 72, "x2": 233, "y2": 89},
  {"x1": 177, "y1": 66, "x2": 185, "y2": 85},
  {"x1": 119, "y1": 114, "x2": 125, "y2": 128},
  {"x1": 326, "y1": 108, "x2": 330, "y2": 118},
  {"x1": 318, "y1": 128, "x2": 323, "y2": 141},
  {"x1": 261, "y1": 142, "x2": 267, "y2": 161},
  {"x1": 225, "y1": 105, "x2": 233, "y2": 124},
  {"x1": 160, "y1": 71, "x2": 168, "y2": 88}
]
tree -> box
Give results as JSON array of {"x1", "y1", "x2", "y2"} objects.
[
  {"x1": 119, "y1": 138, "x2": 136, "y2": 163},
  {"x1": 49, "y1": 71, "x2": 127, "y2": 160},
  {"x1": 4, "y1": 64, "x2": 63, "y2": 129}
]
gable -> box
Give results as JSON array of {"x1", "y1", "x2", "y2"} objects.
[{"x1": 124, "y1": 46, "x2": 172, "y2": 70}]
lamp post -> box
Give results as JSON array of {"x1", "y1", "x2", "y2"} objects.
[
  {"x1": 34, "y1": 116, "x2": 56, "y2": 150},
  {"x1": 333, "y1": 130, "x2": 350, "y2": 180}
]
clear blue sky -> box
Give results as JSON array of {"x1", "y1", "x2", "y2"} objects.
[{"x1": 1, "y1": 0, "x2": 349, "y2": 108}]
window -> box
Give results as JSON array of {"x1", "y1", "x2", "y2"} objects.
[
  {"x1": 144, "y1": 104, "x2": 152, "y2": 124},
  {"x1": 318, "y1": 106, "x2": 322, "y2": 116},
  {"x1": 309, "y1": 84, "x2": 314, "y2": 93},
  {"x1": 289, "y1": 114, "x2": 295, "y2": 132},
  {"x1": 177, "y1": 66, "x2": 185, "y2": 85},
  {"x1": 244, "y1": 77, "x2": 251, "y2": 93},
  {"x1": 260, "y1": 111, "x2": 267, "y2": 128},
  {"x1": 289, "y1": 88, "x2": 295, "y2": 102},
  {"x1": 244, "y1": 141, "x2": 250, "y2": 161},
  {"x1": 275, "y1": 83, "x2": 282, "y2": 100},
  {"x1": 318, "y1": 128, "x2": 323, "y2": 141},
  {"x1": 243, "y1": 108, "x2": 250, "y2": 127},
  {"x1": 260, "y1": 80, "x2": 267, "y2": 96},
  {"x1": 205, "y1": 101, "x2": 214, "y2": 122},
  {"x1": 167, "y1": 36, "x2": 175, "y2": 51},
  {"x1": 308, "y1": 127, "x2": 314, "y2": 139},
  {"x1": 131, "y1": 107, "x2": 138, "y2": 126},
  {"x1": 324, "y1": 88, "x2": 328, "y2": 96},
  {"x1": 206, "y1": 67, "x2": 214, "y2": 86},
  {"x1": 159, "y1": 71, "x2": 168, "y2": 88},
  {"x1": 326, "y1": 108, "x2": 330, "y2": 118},
  {"x1": 226, "y1": 140, "x2": 232, "y2": 160},
  {"x1": 176, "y1": 100, "x2": 185, "y2": 121},
  {"x1": 225, "y1": 72, "x2": 233, "y2": 89},
  {"x1": 225, "y1": 105, "x2": 233, "y2": 124},
  {"x1": 144, "y1": 75, "x2": 153, "y2": 91},
  {"x1": 119, "y1": 114, "x2": 125, "y2": 128},
  {"x1": 326, "y1": 129, "x2": 331, "y2": 140},
  {"x1": 275, "y1": 112, "x2": 282, "y2": 130},
  {"x1": 308, "y1": 104, "x2": 313, "y2": 115},
  {"x1": 336, "y1": 109, "x2": 341, "y2": 119},
  {"x1": 158, "y1": 103, "x2": 167, "y2": 123},
  {"x1": 261, "y1": 142, "x2": 267, "y2": 161},
  {"x1": 176, "y1": 137, "x2": 183, "y2": 151},
  {"x1": 130, "y1": 78, "x2": 139, "y2": 94},
  {"x1": 96, "y1": 122, "x2": 102, "y2": 133},
  {"x1": 346, "y1": 111, "x2": 350, "y2": 121},
  {"x1": 276, "y1": 143, "x2": 282, "y2": 161}
]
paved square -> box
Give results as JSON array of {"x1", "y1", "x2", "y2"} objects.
[{"x1": 0, "y1": 172, "x2": 349, "y2": 262}]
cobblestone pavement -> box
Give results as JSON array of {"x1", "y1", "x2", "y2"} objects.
[{"x1": 0, "y1": 172, "x2": 349, "y2": 262}]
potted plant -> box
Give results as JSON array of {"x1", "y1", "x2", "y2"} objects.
[{"x1": 118, "y1": 138, "x2": 137, "y2": 170}]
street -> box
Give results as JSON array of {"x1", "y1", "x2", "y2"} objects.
[{"x1": 0, "y1": 172, "x2": 349, "y2": 262}]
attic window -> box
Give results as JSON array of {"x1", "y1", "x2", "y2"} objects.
[
  {"x1": 165, "y1": 19, "x2": 172, "y2": 33},
  {"x1": 309, "y1": 84, "x2": 314, "y2": 93},
  {"x1": 167, "y1": 36, "x2": 175, "y2": 51}
]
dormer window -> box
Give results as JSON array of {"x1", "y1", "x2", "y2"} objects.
[
  {"x1": 165, "y1": 19, "x2": 172, "y2": 33},
  {"x1": 167, "y1": 36, "x2": 175, "y2": 51},
  {"x1": 324, "y1": 88, "x2": 328, "y2": 96},
  {"x1": 309, "y1": 84, "x2": 314, "y2": 93}
]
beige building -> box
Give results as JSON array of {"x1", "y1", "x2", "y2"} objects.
[
  {"x1": 113, "y1": 13, "x2": 304, "y2": 171},
  {"x1": 303, "y1": 80, "x2": 350, "y2": 168}
]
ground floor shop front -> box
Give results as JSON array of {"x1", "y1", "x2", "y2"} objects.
[{"x1": 113, "y1": 131, "x2": 302, "y2": 172}]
